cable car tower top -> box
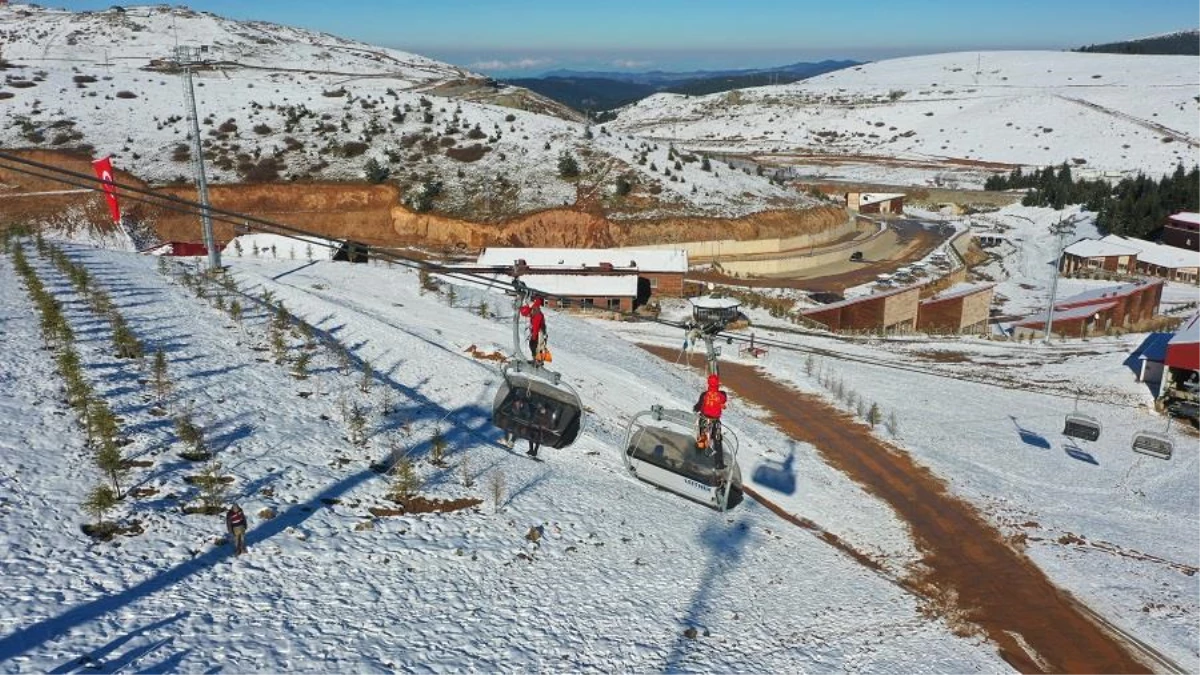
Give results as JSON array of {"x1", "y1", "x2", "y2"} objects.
[{"x1": 686, "y1": 291, "x2": 741, "y2": 375}]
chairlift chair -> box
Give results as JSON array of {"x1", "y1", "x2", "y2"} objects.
[
  {"x1": 621, "y1": 405, "x2": 743, "y2": 512},
  {"x1": 1062, "y1": 413, "x2": 1102, "y2": 442},
  {"x1": 1131, "y1": 431, "x2": 1173, "y2": 460},
  {"x1": 492, "y1": 361, "x2": 582, "y2": 449},
  {"x1": 1063, "y1": 393, "x2": 1102, "y2": 442}
]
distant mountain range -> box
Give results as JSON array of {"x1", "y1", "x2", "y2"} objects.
[
  {"x1": 505, "y1": 60, "x2": 860, "y2": 114},
  {"x1": 1075, "y1": 29, "x2": 1199, "y2": 55}
]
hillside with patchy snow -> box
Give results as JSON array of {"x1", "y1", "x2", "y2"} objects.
[
  {"x1": 610, "y1": 51, "x2": 1200, "y2": 187},
  {"x1": 0, "y1": 4, "x2": 809, "y2": 219}
]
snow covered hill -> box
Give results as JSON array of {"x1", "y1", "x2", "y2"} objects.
[
  {"x1": 0, "y1": 4, "x2": 807, "y2": 218},
  {"x1": 610, "y1": 50, "x2": 1200, "y2": 187}
]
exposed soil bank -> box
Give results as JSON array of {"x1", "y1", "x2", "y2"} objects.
[{"x1": 0, "y1": 150, "x2": 847, "y2": 250}]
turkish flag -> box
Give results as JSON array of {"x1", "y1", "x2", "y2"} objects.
[{"x1": 91, "y1": 156, "x2": 121, "y2": 224}]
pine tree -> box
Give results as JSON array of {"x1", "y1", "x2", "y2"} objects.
[
  {"x1": 359, "y1": 360, "x2": 372, "y2": 394},
  {"x1": 196, "y1": 459, "x2": 227, "y2": 514},
  {"x1": 389, "y1": 455, "x2": 422, "y2": 503},
  {"x1": 83, "y1": 484, "x2": 118, "y2": 529},
  {"x1": 868, "y1": 402, "x2": 882, "y2": 428},
  {"x1": 557, "y1": 151, "x2": 580, "y2": 179},
  {"x1": 429, "y1": 428, "x2": 448, "y2": 466},
  {"x1": 95, "y1": 440, "x2": 128, "y2": 499},
  {"x1": 152, "y1": 348, "x2": 171, "y2": 403}
]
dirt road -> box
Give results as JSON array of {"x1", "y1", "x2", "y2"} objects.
[{"x1": 640, "y1": 345, "x2": 1151, "y2": 674}]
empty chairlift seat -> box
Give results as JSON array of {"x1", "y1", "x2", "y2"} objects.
[
  {"x1": 1063, "y1": 413, "x2": 1102, "y2": 442},
  {"x1": 1131, "y1": 430, "x2": 1173, "y2": 460},
  {"x1": 492, "y1": 363, "x2": 582, "y2": 449}
]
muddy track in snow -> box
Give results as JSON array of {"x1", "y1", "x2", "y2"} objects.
[{"x1": 640, "y1": 345, "x2": 1155, "y2": 674}]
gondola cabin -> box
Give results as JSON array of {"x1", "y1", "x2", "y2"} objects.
[
  {"x1": 622, "y1": 406, "x2": 743, "y2": 511},
  {"x1": 492, "y1": 362, "x2": 582, "y2": 449}
]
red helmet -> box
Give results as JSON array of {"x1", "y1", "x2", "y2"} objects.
[
  {"x1": 532, "y1": 296, "x2": 544, "y2": 308},
  {"x1": 707, "y1": 374, "x2": 720, "y2": 389}
]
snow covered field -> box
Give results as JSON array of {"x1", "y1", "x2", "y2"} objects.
[
  {"x1": 611, "y1": 51, "x2": 1200, "y2": 187},
  {"x1": 1, "y1": 239, "x2": 1017, "y2": 673}
]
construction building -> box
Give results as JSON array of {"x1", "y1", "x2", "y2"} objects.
[
  {"x1": 1060, "y1": 235, "x2": 1198, "y2": 284},
  {"x1": 1163, "y1": 212, "x2": 1200, "y2": 251}
]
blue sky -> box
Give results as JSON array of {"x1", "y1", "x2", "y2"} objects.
[{"x1": 48, "y1": 1, "x2": 1200, "y2": 75}]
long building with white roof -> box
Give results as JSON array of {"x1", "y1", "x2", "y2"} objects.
[
  {"x1": 1060, "y1": 235, "x2": 1197, "y2": 284},
  {"x1": 475, "y1": 247, "x2": 689, "y2": 298}
]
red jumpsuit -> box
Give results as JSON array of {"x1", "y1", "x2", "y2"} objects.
[{"x1": 520, "y1": 297, "x2": 547, "y2": 362}]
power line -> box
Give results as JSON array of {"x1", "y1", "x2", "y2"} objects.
[{"x1": 0, "y1": 151, "x2": 1146, "y2": 410}]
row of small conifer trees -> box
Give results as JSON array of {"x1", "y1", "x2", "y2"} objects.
[{"x1": 9, "y1": 237, "x2": 146, "y2": 535}]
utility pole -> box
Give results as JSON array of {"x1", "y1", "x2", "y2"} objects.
[
  {"x1": 1042, "y1": 215, "x2": 1079, "y2": 344},
  {"x1": 173, "y1": 45, "x2": 220, "y2": 270}
]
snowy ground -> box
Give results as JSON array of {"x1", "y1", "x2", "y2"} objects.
[
  {"x1": 611, "y1": 51, "x2": 1200, "y2": 186},
  {"x1": 0, "y1": 240, "x2": 1014, "y2": 673},
  {"x1": 609, "y1": 315, "x2": 1200, "y2": 672}
]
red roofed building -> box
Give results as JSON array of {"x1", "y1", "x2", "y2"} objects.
[
  {"x1": 801, "y1": 284, "x2": 920, "y2": 332},
  {"x1": 1166, "y1": 312, "x2": 1199, "y2": 372},
  {"x1": 1011, "y1": 280, "x2": 1163, "y2": 339},
  {"x1": 1163, "y1": 212, "x2": 1200, "y2": 252}
]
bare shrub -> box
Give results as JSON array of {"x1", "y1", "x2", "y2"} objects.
[
  {"x1": 489, "y1": 470, "x2": 506, "y2": 513},
  {"x1": 886, "y1": 410, "x2": 900, "y2": 437}
]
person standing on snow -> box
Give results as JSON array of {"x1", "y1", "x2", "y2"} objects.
[
  {"x1": 519, "y1": 296, "x2": 548, "y2": 365},
  {"x1": 693, "y1": 374, "x2": 728, "y2": 469},
  {"x1": 226, "y1": 503, "x2": 248, "y2": 555}
]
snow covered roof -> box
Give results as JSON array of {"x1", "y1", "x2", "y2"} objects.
[
  {"x1": 521, "y1": 274, "x2": 638, "y2": 298},
  {"x1": 1014, "y1": 302, "x2": 1117, "y2": 326},
  {"x1": 1062, "y1": 238, "x2": 1139, "y2": 259},
  {"x1": 1099, "y1": 235, "x2": 1199, "y2": 269},
  {"x1": 922, "y1": 283, "x2": 995, "y2": 304},
  {"x1": 1171, "y1": 312, "x2": 1200, "y2": 346},
  {"x1": 690, "y1": 296, "x2": 741, "y2": 310},
  {"x1": 1168, "y1": 212, "x2": 1200, "y2": 226},
  {"x1": 802, "y1": 284, "x2": 919, "y2": 314},
  {"x1": 1055, "y1": 281, "x2": 1160, "y2": 308},
  {"x1": 477, "y1": 248, "x2": 688, "y2": 273},
  {"x1": 858, "y1": 193, "x2": 906, "y2": 206}
]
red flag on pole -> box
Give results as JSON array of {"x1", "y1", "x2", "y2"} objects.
[{"x1": 91, "y1": 156, "x2": 121, "y2": 224}]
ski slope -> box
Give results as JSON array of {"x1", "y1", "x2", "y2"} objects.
[{"x1": 0, "y1": 240, "x2": 1012, "y2": 673}]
